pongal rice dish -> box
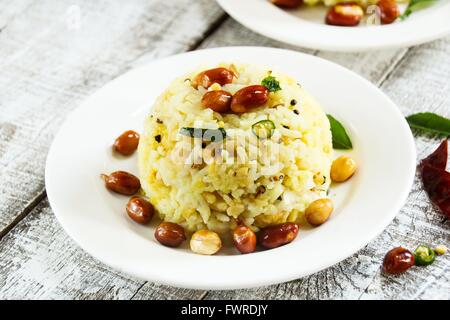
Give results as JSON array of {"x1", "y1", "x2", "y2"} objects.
[{"x1": 137, "y1": 63, "x2": 333, "y2": 234}]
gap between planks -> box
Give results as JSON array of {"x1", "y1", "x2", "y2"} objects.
[
  {"x1": 0, "y1": 190, "x2": 46, "y2": 241},
  {"x1": 376, "y1": 49, "x2": 409, "y2": 87},
  {"x1": 187, "y1": 13, "x2": 229, "y2": 52}
]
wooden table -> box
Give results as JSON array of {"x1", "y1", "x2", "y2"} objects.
[{"x1": 0, "y1": 0, "x2": 449, "y2": 300}]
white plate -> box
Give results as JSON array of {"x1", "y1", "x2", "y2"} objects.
[
  {"x1": 46, "y1": 47, "x2": 416, "y2": 290},
  {"x1": 216, "y1": 0, "x2": 450, "y2": 51}
]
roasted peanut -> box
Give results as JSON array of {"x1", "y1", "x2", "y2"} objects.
[
  {"x1": 233, "y1": 225, "x2": 257, "y2": 254},
  {"x1": 378, "y1": 0, "x2": 400, "y2": 24},
  {"x1": 126, "y1": 196, "x2": 154, "y2": 224},
  {"x1": 113, "y1": 130, "x2": 140, "y2": 156},
  {"x1": 190, "y1": 230, "x2": 222, "y2": 255},
  {"x1": 258, "y1": 223, "x2": 299, "y2": 249},
  {"x1": 271, "y1": 0, "x2": 302, "y2": 9},
  {"x1": 331, "y1": 156, "x2": 357, "y2": 182},
  {"x1": 305, "y1": 198, "x2": 333, "y2": 226},
  {"x1": 231, "y1": 85, "x2": 269, "y2": 113},
  {"x1": 155, "y1": 222, "x2": 186, "y2": 247},
  {"x1": 101, "y1": 171, "x2": 141, "y2": 195},
  {"x1": 202, "y1": 90, "x2": 232, "y2": 113},
  {"x1": 383, "y1": 247, "x2": 415, "y2": 275},
  {"x1": 434, "y1": 245, "x2": 447, "y2": 255},
  {"x1": 192, "y1": 68, "x2": 235, "y2": 89},
  {"x1": 325, "y1": 3, "x2": 364, "y2": 26}
]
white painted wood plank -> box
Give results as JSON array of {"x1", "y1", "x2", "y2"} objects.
[
  {"x1": 0, "y1": 0, "x2": 35, "y2": 29},
  {"x1": 316, "y1": 49, "x2": 408, "y2": 86},
  {"x1": 0, "y1": 198, "x2": 205, "y2": 299},
  {"x1": 198, "y1": 18, "x2": 315, "y2": 55},
  {"x1": 0, "y1": 199, "x2": 141, "y2": 299},
  {"x1": 131, "y1": 283, "x2": 206, "y2": 300}
]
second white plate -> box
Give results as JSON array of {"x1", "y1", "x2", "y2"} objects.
[
  {"x1": 46, "y1": 47, "x2": 416, "y2": 290},
  {"x1": 217, "y1": 0, "x2": 450, "y2": 51}
]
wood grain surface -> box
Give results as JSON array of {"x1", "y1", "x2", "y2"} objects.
[{"x1": 0, "y1": 0, "x2": 448, "y2": 300}]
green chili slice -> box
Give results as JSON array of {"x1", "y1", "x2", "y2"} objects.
[
  {"x1": 252, "y1": 120, "x2": 275, "y2": 139},
  {"x1": 179, "y1": 127, "x2": 226, "y2": 142},
  {"x1": 414, "y1": 245, "x2": 436, "y2": 266}
]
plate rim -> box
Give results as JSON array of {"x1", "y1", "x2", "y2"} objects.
[
  {"x1": 45, "y1": 46, "x2": 417, "y2": 290},
  {"x1": 216, "y1": 0, "x2": 450, "y2": 52}
]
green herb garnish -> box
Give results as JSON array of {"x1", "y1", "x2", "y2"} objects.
[
  {"x1": 252, "y1": 120, "x2": 275, "y2": 139},
  {"x1": 327, "y1": 114, "x2": 353, "y2": 150},
  {"x1": 179, "y1": 127, "x2": 227, "y2": 142},
  {"x1": 406, "y1": 112, "x2": 450, "y2": 137},
  {"x1": 261, "y1": 76, "x2": 281, "y2": 93},
  {"x1": 400, "y1": 0, "x2": 438, "y2": 19}
]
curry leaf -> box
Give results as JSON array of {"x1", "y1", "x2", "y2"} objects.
[
  {"x1": 327, "y1": 114, "x2": 353, "y2": 150},
  {"x1": 400, "y1": 0, "x2": 437, "y2": 19},
  {"x1": 261, "y1": 76, "x2": 281, "y2": 92},
  {"x1": 406, "y1": 112, "x2": 450, "y2": 137}
]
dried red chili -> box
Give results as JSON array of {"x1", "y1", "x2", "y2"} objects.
[
  {"x1": 420, "y1": 139, "x2": 448, "y2": 169},
  {"x1": 420, "y1": 140, "x2": 450, "y2": 217}
]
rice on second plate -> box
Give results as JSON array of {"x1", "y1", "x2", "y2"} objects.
[{"x1": 138, "y1": 63, "x2": 332, "y2": 233}]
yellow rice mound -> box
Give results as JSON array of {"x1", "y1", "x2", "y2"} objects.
[{"x1": 138, "y1": 63, "x2": 332, "y2": 233}]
